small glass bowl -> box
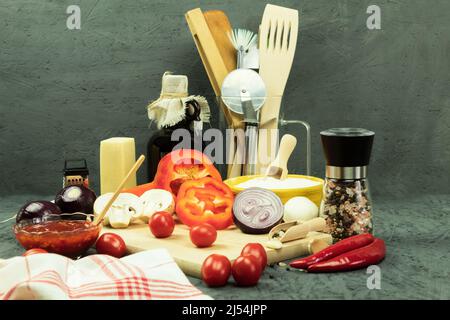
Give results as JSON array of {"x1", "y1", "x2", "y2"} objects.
[{"x1": 14, "y1": 213, "x2": 101, "y2": 258}]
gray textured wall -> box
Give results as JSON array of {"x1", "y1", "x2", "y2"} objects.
[{"x1": 0, "y1": 0, "x2": 449, "y2": 197}]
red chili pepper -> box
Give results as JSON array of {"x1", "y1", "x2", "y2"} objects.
[
  {"x1": 307, "y1": 238, "x2": 386, "y2": 273},
  {"x1": 290, "y1": 233, "x2": 375, "y2": 269}
]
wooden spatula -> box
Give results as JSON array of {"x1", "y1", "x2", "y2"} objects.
[
  {"x1": 185, "y1": 8, "x2": 232, "y2": 126},
  {"x1": 265, "y1": 134, "x2": 297, "y2": 179},
  {"x1": 203, "y1": 10, "x2": 244, "y2": 178},
  {"x1": 257, "y1": 4, "x2": 299, "y2": 173},
  {"x1": 203, "y1": 10, "x2": 236, "y2": 73},
  {"x1": 203, "y1": 10, "x2": 243, "y2": 131}
]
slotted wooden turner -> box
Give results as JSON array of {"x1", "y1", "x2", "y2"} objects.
[{"x1": 257, "y1": 4, "x2": 299, "y2": 173}]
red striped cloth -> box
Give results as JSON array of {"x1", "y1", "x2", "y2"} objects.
[{"x1": 0, "y1": 249, "x2": 211, "y2": 300}]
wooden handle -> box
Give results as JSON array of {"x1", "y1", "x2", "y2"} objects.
[
  {"x1": 275, "y1": 134, "x2": 297, "y2": 167},
  {"x1": 228, "y1": 156, "x2": 243, "y2": 178},
  {"x1": 203, "y1": 10, "x2": 237, "y2": 72},
  {"x1": 266, "y1": 134, "x2": 297, "y2": 179},
  {"x1": 256, "y1": 97, "x2": 283, "y2": 174},
  {"x1": 203, "y1": 10, "x2": 243, "y2": 130},
  {"x1": 226, "y1": 133, "x2": 244, "y2": 178},
  {"x1": 93, "y1": 155, "x2": 145, "y2": 226},
  {"x1": 186, "y1": 8, "x2": 245, "y2": 178},
  {"x1": 185, "y1": 8, "x2": 234, "y2": 127}
]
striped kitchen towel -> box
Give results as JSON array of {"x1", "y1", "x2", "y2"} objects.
[{"x1": 0, "y1": 249, "x2": 211, "y2": 300}]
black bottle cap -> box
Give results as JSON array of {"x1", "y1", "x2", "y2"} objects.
[{"x1": 320, "y1": 128, "x2": 375, "y2": 167}]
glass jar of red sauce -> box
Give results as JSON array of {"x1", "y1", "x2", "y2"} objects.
[{"x1": 14, "y1": 214, "x2": 101, "y2": 258}]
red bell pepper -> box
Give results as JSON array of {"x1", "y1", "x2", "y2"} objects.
[
  {"x1": 175, "y1": 177, "x2": 234, "y2": 230},
  {"x1": 154, "y1": 149, "x2": 222, "y2": 195},
  {"x1": 122, "y1": 181, "x2": 157, "y2": 197},
  {"x1": 307, "y1": 238, "x2": 386, "y2": 272},
  {"x1": 123, "y1": 149, "x2": 222, "y2": 197},
  {"x1": 290, "y1": 233, "x2": 375, "y2": 269}
]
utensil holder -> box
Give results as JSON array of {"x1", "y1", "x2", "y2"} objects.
[{"x1": 211, "y1": 92, "x2": 312, "y2": 179}]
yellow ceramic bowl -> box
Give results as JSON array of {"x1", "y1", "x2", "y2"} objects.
[{"x1": 224, "y1": 174, "x2": 324, "y2": 206}]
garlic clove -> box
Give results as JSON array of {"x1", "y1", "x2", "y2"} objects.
[{"x1": 265, "y1": 239, "x2": 283, "y2": 250}]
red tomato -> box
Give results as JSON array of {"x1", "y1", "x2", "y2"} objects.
[
  {"x1": 149, "y1": 211, "x2": 175, "y2": 238},
  {"x1": 241, "y1": 243, "x2": 267, "y2": 271},
  {"x1": 190, "y1": 223, "x2": 217, "y2": 248},
  {"x1": 232, "y1": 255, "x2": 262, "y2": 287},
  {"x1": 201, "y1": 254, "x2": 231, "y2": 287},
  {"x1": 96, "y1": 233, "x2": 127, "y2": 258},
  {"x1": 22, "y1": 248, "x2": 48, "y2": 256}
]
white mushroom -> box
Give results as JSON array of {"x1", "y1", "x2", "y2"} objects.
[
  {"x1": 108, "y1": 204, "x2": 132, "y2": 229},
  {"x1": 94, "y1": 193, "x2": 143, "y2": 228},
  {"x1": 139, "y1": 189, "x2": 175, "y2": 222}
]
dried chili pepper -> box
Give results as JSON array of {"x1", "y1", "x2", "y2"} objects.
[
  {"x1": 307, "y1": 238, "x2": 385, "y2": 272},
  {"x1": 290, "y1": 233, "x2": 375, "y2": 269}
]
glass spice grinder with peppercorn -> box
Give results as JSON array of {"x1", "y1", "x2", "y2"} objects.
[{"x1": 320, "y1": 128, "x2": 375, "y2": 242}]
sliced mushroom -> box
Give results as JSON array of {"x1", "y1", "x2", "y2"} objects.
[
  {"x1": 139, "y1": 189, "x2": 175, "y2": 222},
  {"x1": 94, "y1": 192, "x2": 143, "y2": 228}
]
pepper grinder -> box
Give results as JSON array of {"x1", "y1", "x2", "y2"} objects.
[{"x1": 319, "y1": 128, "x2": 375, "y2": 242}]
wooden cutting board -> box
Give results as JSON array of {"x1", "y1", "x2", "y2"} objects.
[{"x1": 102, "y1": 224, "x2": 332, "y2": 278}]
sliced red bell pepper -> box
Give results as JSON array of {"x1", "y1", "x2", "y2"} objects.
[
  {"x1": 290, "y1": 233, "x2": 375, "y2": 269},
  {"x1": 176, "y1": 177, "x2": 234, "y2": 230},
  {"x1": 307, "y1": 238, "x2": 386, "y2": 273}
]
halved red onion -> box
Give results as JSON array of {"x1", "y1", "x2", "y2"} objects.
[
  {"x1": 16, "y1": 201, "x2": 62, "y2": 223},
  {"x1": 55, "y1": 185, "x2": 96, "y2": 217},
  {"x1": 233, "y1": 187, "x2": 283, "y2": 234}
]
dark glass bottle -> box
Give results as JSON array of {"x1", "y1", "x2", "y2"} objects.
[{"x1": 146, "y1": 100, "x2": 203, "y2": 182}]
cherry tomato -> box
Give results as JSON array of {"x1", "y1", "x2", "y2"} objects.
[
  {"x1": 232, "y1": 255, "x2": 262, "y2": 287},
  {"x1": 190, "y1": 223, "x2": 217, "y2": 248},
  {"x1": 241, "y1": 243, "x2": 267, "y2": 271},
  {"x1": 149, "y1": 211, "x2": 175, "y2": 238},
  {"x1": 96, "y1": 233, "x2": 127, "y2": 258},
  {"x1": 22, "y1": 248, "x2": 48, "y2": 256},
  {"x1": 201, "y1": 254, "x2": 231, "y2": 287}
]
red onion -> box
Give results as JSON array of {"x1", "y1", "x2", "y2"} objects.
[
  {"x1": 232, "y1": 187, "x2": 283, "y2": 234},
  {"x1": 16, "y1": 201, "x2": 62, "y2": 223},
  {"x1": 55, "y1": 185, "x2": 97, "y2": 216}
]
